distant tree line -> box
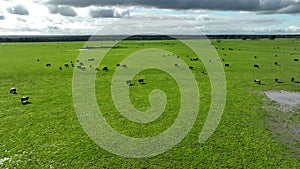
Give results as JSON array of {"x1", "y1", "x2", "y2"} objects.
[{"x1": 0, "y1": 34, "x2": 299, "y2": 42}]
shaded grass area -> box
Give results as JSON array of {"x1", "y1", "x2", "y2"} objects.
[{"x1": 0, "y1": 39, "x2": 300, "y2": 168}]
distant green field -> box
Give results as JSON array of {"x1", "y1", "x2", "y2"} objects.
[{"x1": 1, "y1": 38, "x2": 300, "y2": 168}]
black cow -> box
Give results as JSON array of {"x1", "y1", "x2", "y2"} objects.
[
  {"x1": 103, "y1": 67, "x2": 108, "y2": 71},
  {"x1": 274, "y1": 62, "x2": 278, "y2": 65},
  {"x1": 254, "y1": 64, "x2": 260, "y2": 68},
  {"x1": 59, "y1": 67, "x2": 63, "y2": 70},
  {"x1": 138, "y1": 79, "x2": 145, "y2": 84},
  {"x1": 10, "y1": 88, "x2": 17, "y2": 94},
  {"x1": 275, "y1": 78, "x2": 279, "y2": 83},
  {"x1": 64, "y1": 64, "x2": 69, "y2": 68},
  {"x1": 21, "y1": 96, "x2": 30, "y2": 105},
  {"x1": 294, "y1": 58, "x2": 299, "y2": 62},
  {"x1": 291, "y1": 77, "x2": 295, "y2": 82},
  {"x1": 225, "y1": 64, "x2": 230, "y2": 67},
  {"x1": 46, "y1": 63, "x2": 51, "y2": 67},
  {"x1": 189, "y1": 66, "x2": 194, "y2": 70},
  {"x1": 254, "y1": 79, "x2": 261, "y2": 84}
]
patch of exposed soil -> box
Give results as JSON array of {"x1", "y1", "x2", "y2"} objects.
[{"x1": 263, "y1": 91, "x2": 300, "y2": 156}]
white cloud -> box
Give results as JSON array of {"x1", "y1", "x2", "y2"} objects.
[{"x1": 0, "y1": 0, "x2": 299, "y2": 35}]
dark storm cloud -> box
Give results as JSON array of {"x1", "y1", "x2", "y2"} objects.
[
  {"x1": 90, "y1": 9, "x2": 129, "y2": 18},
  {"x1": 48, "y1": 5, "x2": 77, "y2": 17},
  {"x1": 6, "y1": 5, "x2": 29, "y2": 15},
  {"x1": 46, "y1": 0, "x2": 300, "y2": 13}
]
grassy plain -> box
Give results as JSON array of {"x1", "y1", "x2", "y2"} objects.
[{"x1": 0, "y1": 38, "x2": 300, "y2": 168}]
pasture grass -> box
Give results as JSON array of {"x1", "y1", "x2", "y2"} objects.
[{"x1": 0, "y1": 38, "x2": 300, "y2": 168}]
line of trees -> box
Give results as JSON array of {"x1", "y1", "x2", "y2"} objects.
[{"x1": 0, "y1": 34, "x2": 299, "y2": 42}]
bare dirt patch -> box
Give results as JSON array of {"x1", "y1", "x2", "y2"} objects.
[{"x1": 263, "y1": 90, "x2": 300, "y2": 156}]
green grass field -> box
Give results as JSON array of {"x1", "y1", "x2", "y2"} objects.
[{"x1": 1, "y1": 38, "x2": 300, "y2": 168}]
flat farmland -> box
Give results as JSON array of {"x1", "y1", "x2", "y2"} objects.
[{"x1": 0, "y1": 38, "x2": 300, "y2": 168}]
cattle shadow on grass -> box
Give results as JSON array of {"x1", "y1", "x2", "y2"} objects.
[{"x1": 294, "y1": 81, "x2": 300, "y2": 84}]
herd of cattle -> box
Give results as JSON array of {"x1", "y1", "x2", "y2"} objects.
[
  {"x1": 251, "y1": 56, "x2": 299, "y2": 85},
  {"x1": 10, "y1": 47, "x2": 299, "y2": 105}
]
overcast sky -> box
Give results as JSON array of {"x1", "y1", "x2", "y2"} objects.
[{"x1": 0, "y1": 0, "x2": 300, "y2": 35}]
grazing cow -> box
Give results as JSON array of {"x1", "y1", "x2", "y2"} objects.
[
  {"x1": 275, "y1": 78, "x2": 279, "y2": 83},
  {"x1": 10, "y1": 88, "x2": 17, "y2": 94},
  {"x1": 126, "y1": 80, "x2": 132, "y2": 86},
  {"x1": 103, "y1": 67, "x2": 108, "y2": 71},
  {"x1": 76, "y1": 60, "x2": 80, "y2": 62},
  {"x1": 294, "y1": 58, "x2": 299, "y2": 62},
  {"x1": 291, "y1": 77, "x2": 295, "y2": 82},
  {"x1": 229, "y1": 48, "x2": 233, "y2": 51},
  {"x1": 64, "y1": 64, "x2": 69, "y2": 68},
  {"x1": 254, "y1": 64, "x2": 260, "y2": 68},
  {"x1": 90, "y1": 65, "x2": 93, "y2": 68},
  {"x1": 59, "y1": 67, "x2": 62, "y2": 70},
  {"x1": 71, "y1": 64, "x2": 74, "y2": 67},
  {"x1": 274, "y1": 54, "x2": 278, "y2": 57},
  {"x1": 189, "y1": 66, "x2": 194, "y2": 70},
  {"x1": 225, "y1": 64, "x2": 230, "y2": 67},
  {"x1": 80, "y1": 62, "x2": 84, "y2": 66},
  {"x1": 81, "y1": 67, "x2": 86, "y2": 71},
  {"x1": 70, "y1": 61, "x2": 73, "y2": 64},
  {"x1": 138, "y1": 79, "x2": 144, "y2": 84},
  {"x1": 21, "y1": 96, "x2": 30, "y2": 105},
  {"x1": 222, "y1": 59, "x2": 225, "y2": 62},
  {"x1": 121, "y1": 64, "x2": 127, "y2": 68},
  {"x1": 77, "y1": 65, "x2": 82, "y2": 69},
  {"x1": 46, "y1": 63, "x2": 51, "y2": 67},
  {"x1": 201, "y1": 70, "x2": 205, "y2": 74},
  {"x1": 116, "y1": 64, "x2": 120, "y2": 67},
  {"x1": 37, "y1": 59, "x2": 40, "y2": 62},
  {"x1": 175, "y1": 64, "x2": 179, "y2": 68},
  {"x1": 254, "y1": 56, "x2": 257, "y2": 59},
  {"x1": 274, "y1": 62, "x2": 278, "y2": 65},
  {"x1": 88, "y1": 58, "x2": 95, "y2": 62},
  {"x1": 254, "y1": 79, "x2": 261, "y2": 84},
  {"x1": 95, "y1": 67, "x2": 100, "y2": 71}
]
